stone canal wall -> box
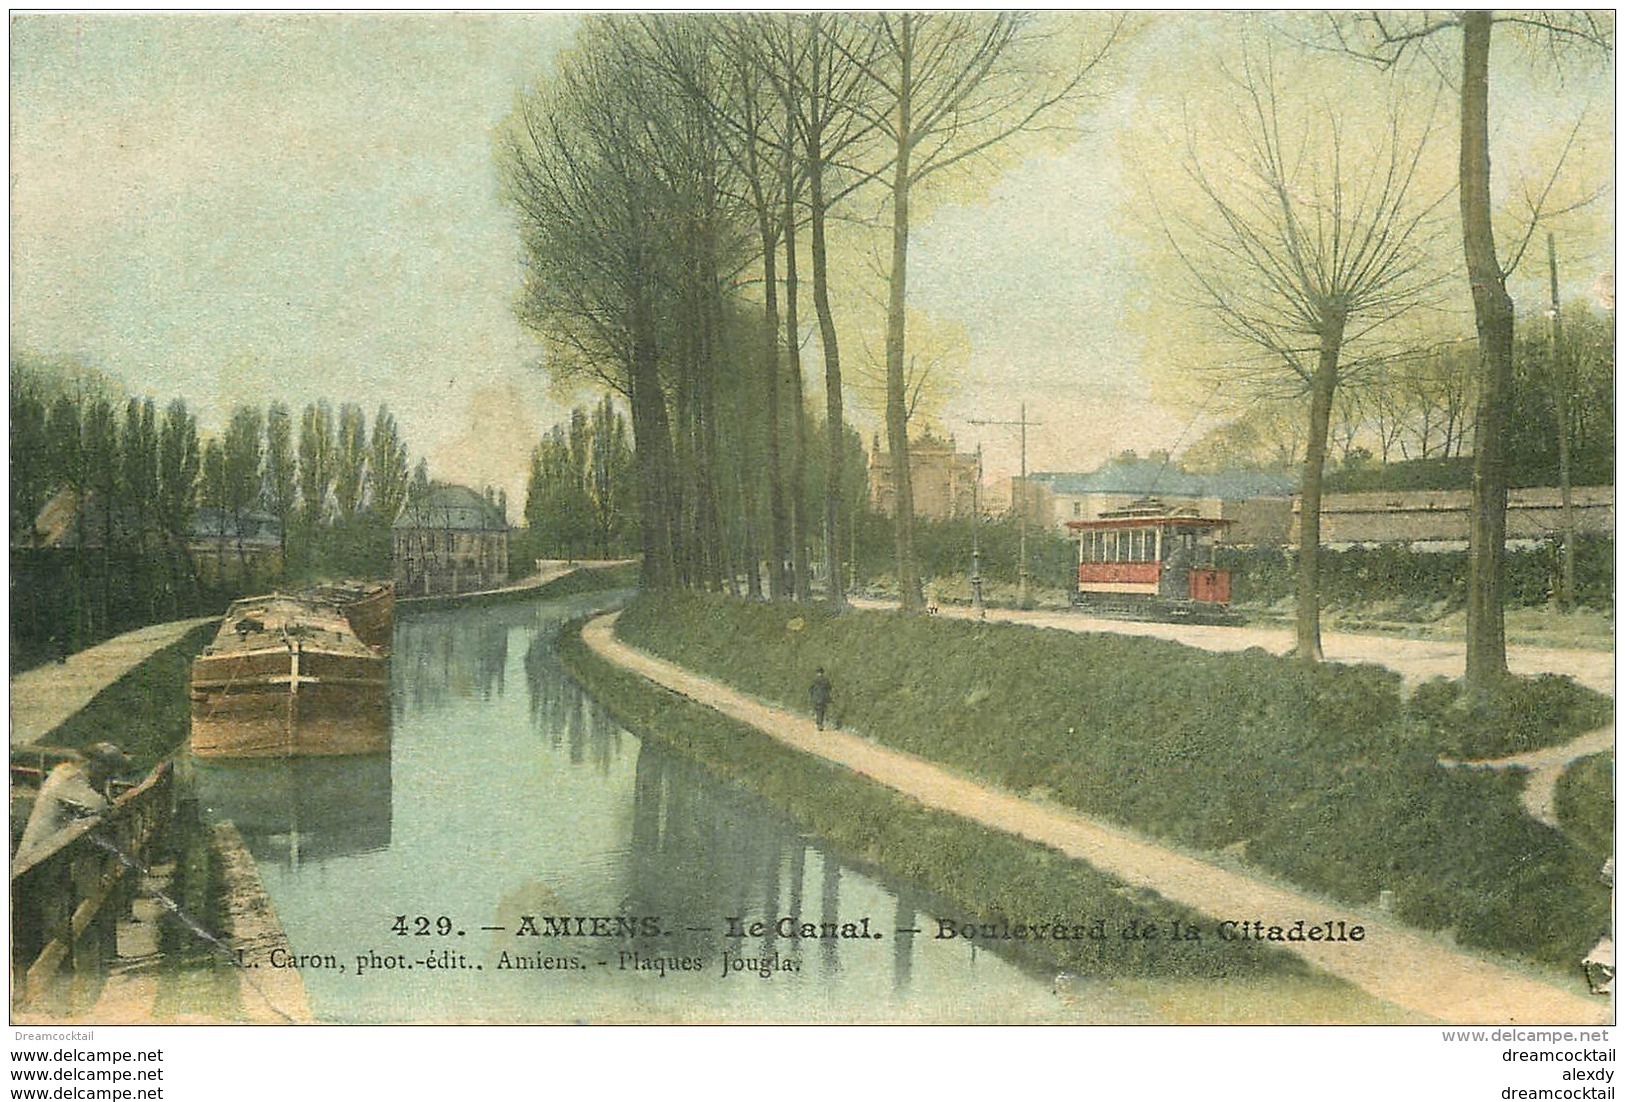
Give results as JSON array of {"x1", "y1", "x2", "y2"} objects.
[{"x1": 212, "y1": 822, "x2": 313, "y2": 1023}]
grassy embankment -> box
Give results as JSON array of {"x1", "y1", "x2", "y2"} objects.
[
  {"x1": 558, "y1": 618, "x2": 1434, "y2": 1022},
  {"x1": 530, "y1": 561, "x2": 641, "y2": 600},
  {"x1": 48, "y1": 621, "x2": 218, "y2": 767},
  {"x1": 614, "y1": 592, "x2": 1611, "y2": 969}
]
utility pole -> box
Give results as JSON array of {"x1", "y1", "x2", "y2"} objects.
[
  {"x1": 1547, "y1": 232, "x2": 1576, "y2": 613},
  {"x1": 969, "y1": 403, "x2": 1041, "y2": 608}
]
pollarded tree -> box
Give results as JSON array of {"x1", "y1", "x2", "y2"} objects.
[
  {"x1": 1157, "y1": 53, "x2": 1449, "y2": 661},
  {"x1": 1328, "y1": 9, "x2": 1613, "y2": 690}
]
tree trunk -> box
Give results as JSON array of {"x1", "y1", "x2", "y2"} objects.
[
  {"x1": 698, "y1": 225, "x2": 729, "y2": 594},
  {"x1": 754, "y1": 197, "x2": 790, "y2": 600},
  {"x1": 1297, "y1": 311, "x2": 1345, "y2": 664},
  {"x1": 1460, "y1": 10, "x2": 1514, "y2": 690},
  {"x1": 1547, "y1": 232, "x2": 1575, "y2": 613},
  {"x1": 885, "y1": 15, "x2": 923, "y2": 610},
  {"x1": 629, "y1": 294, "x2": 676, "y2": 589},
  {"x1": 783, "y1": 165, "x2": 812, "y2": 601},
  {"x1": 806, "y1": 36, "x2": 847, "y2": 612}
]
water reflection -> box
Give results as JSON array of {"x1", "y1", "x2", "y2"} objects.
[
  {"x1": 210, "y1": 590, "x2": 1082, "y2": 1022},
  {"x1": 192, "y1": 754, "x2": 392, "y2": 868},
  {"x1": 392, "y1": 605, "x2": 510, "y2": 714}
]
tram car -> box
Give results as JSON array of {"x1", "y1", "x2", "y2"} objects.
[{"x1": 1064, "y1": 498, "x2": 1243, "y2": 624}]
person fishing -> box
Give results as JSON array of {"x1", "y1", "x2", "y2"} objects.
[
  {"x1": 809, "y1": 668, "x2": 832, "y2": 731},
  {"x1": 14, "y1": 742, "x2": 132, "y2": 867}
]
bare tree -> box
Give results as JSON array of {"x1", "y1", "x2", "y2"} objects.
[
  {"x1": 758, "y1": 13, "x2": 887, "y2": 609},
  {"x1": 844, "y1": 11, "x2": 1126, "y2": 609},
  {"x1": 1328, "y1": 9, "x2": 1613, "y2": 691},
  {"x1": 1157, "y1": 53, "x2": 1448, "y2": 661}
]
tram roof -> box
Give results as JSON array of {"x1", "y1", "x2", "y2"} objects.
[{"x1": 1065, "y1": 515, "x2": 1232, "y2": 533}]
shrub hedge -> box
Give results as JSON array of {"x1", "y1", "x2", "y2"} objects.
[
  {"x1": 615, "y1": 592, "x2": 1610, "y2": 966},
  {"x1": 1554, "y1": 753, "x2": 1615, "y2": 866},
  {"x1": 1407, "y1": 675, "x2": 1615, "y2": 759},
  {"x1": 1222, "y1": 537, "x2": 1614, "y2": 613}
]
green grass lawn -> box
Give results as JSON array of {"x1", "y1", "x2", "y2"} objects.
[{"x1": 47, "y1": 621, "x2": 218, "y2": 768}]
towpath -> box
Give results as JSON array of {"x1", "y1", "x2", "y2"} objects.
[
  {"x1": 396, "y1": 558, "x2": 635, "y2": 608},
  {"x1": 584, "y1": 610, "x2": 1607, "y2": 1024},
  {"x1": 10, "y1": 617, "x2": 218, "y2": 748},
  {"x1": 850, "y1": 598, "x2": 1616, "y2": 695}
]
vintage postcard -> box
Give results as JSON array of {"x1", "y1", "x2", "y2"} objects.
[{"x1": 7, "y1": 9, "x2": 1615, "y2": 1063}]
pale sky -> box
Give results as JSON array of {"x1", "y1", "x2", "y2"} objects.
[{"x1": 10, "y1": 13, "x2": 1613, "y2": 506}]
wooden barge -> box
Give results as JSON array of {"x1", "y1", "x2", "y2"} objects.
[
  {"x1": 309, "y1": 580, "x2": 394, "y2": 652},
  {"x1": 189, "y1": 587, "x2": 392, "y2": 759}
]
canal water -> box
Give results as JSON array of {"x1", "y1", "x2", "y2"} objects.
[{"x1": 193, "y1": 591, "x2": 1120, "y2": 1023}]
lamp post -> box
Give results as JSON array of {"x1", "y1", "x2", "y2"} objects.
[{"x1": 969, "y1": 403, "x2": 1040, "y2": 609}]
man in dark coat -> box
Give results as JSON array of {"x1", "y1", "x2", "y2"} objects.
[{"x1": 809, "y1": 668, "x2": 832, "y2": 731}]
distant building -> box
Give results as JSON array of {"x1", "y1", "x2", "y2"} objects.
[
  {"x1": 1302, "y1": 485, "x2": 1615, "y2": 550},
  {"x1": 392, "y1": 483, "x2": 509, "y2": 596},
  {"x1": 188, "y1": 507, "x2": 284, "y2": 586},
  {"x1": 868, "y1": 431, "x2": 981, "y2": 521},
  {"x1": 24, "y1": 487, "x2": 156, "y2": 552},
  {"x1": 20, "y1": 488, "x2": 283, "y2": 584},
  {"x1": 1023, "y1": 458, "x2": 1295, "y2": 546}
]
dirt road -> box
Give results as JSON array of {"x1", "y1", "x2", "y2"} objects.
[
  {"x1": 851, "y1": 598, "x2": 1615, "y2": 695},
  {"x1": 584, "y1": 610, "x2": 1608, "y2": 1024}
]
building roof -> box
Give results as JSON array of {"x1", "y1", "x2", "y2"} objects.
[
  {"x1": 25, "y1": 488, "x2": 168, "y2": 550},
  {"x1": 190, "y1": 507, "x2": 283, "y2": 546},
  {"x1": 1030, "y1": 459, "x2": 1295, "y2": 500},
  {"x1": 392, "y1": 483, "x2": 508, "y2": 532}
]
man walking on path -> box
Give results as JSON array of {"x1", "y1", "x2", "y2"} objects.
[{"x1": 809, "y1": 668, "x2": 832, "y2": 731}]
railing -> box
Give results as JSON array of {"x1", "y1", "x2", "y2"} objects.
[{"x1": 10, "y1": 758, "x2": 174, "y2": 1008}]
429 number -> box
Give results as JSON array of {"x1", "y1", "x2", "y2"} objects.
[{"x1": 392, "y1": 914, "x2": 455, "y2": 937}]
